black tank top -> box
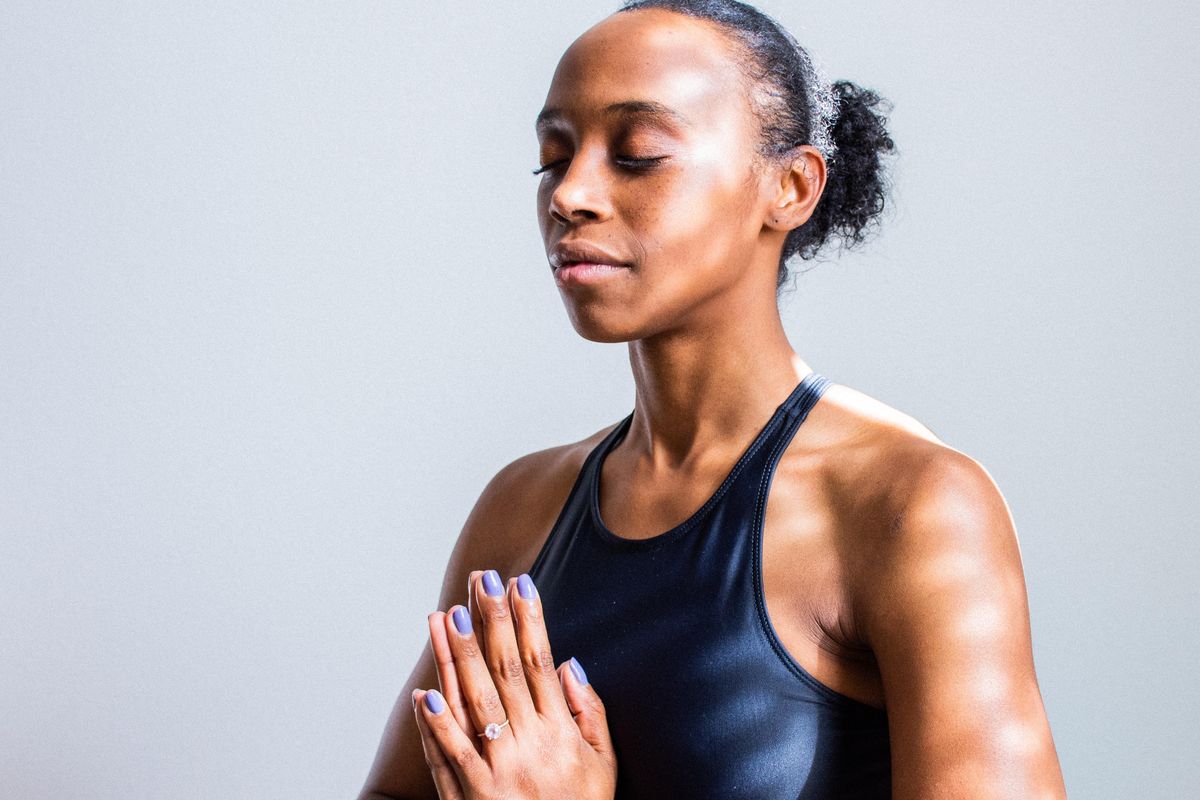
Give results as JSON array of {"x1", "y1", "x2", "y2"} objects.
[{"x1": 527, "y1": 371, "x2": 891, "y2": 798}]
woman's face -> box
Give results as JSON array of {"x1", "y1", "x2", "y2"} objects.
[{"x1": 535, "y1": 9, "x2": 785, "y2": 343}]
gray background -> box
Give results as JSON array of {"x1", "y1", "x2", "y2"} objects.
[{"x1": 2, "y1": 1, "x2": 1196, "y2": 797}]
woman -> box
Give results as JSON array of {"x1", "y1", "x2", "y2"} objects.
[{"x1": 360, "y1": 1, "x2": 1066, "y2": 797}]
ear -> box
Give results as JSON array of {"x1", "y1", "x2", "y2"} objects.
[{"x1": 763, "y1": 145, "x2": 826, "y2": 232}]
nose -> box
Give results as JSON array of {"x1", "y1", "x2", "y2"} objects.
[{"x1": 546, "y1": 151, "x2": 613, "y2": 225}]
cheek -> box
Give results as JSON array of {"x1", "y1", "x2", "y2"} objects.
[{"x1": 630, "y1": 165, "x2": 757, "y2": 280}]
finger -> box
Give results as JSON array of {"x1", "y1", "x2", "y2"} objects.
[
  {"x1": 559, "y1": 656, "x2": 617, "y2": 765},
  {"x1": 472, "y1": 569, "x2": 538, "y2": 727},
  {"x1": 443, "y1": 599, "x2": 521, "y2": 756},
  {"x1": 427, "y1": 611, "x2": 476, "y2": 739},
  {"x1": 466, "y1": 569, "x2": 485, "y2": 650},
  {"x1": 509, "y1": 573, "x2": 572, "y2": 723},
  {"x1": 411, "y1": 689, "x2": 469, "y2": 799}
]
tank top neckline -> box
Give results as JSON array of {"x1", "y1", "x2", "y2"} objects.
[{"x1": 588, "y1": 370, "x2": 826, "y2": 550}]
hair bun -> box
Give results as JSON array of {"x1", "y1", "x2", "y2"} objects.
[{"x1": 783, "y1": 78, "x2": 896, "y2": 273}]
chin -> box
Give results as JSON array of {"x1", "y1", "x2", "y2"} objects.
[{"x1": 563, "y1": 305, "x2": 646, "y2": 344}]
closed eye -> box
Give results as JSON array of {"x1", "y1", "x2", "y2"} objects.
[{"x1": 531, "y1": 156, "x2": 668, "y2": 175}]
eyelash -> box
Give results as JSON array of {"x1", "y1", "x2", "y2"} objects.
[{"x1": 530, "y1": 156, "x2": 666, "y2": 176}]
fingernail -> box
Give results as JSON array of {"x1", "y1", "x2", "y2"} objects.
[
  {"x1": 424, "y1": 689, "x2": 446, "y2": 714},
  {"x1": 568, "y1": 656, "x2": 589, "y2": 686},
  {"x1": 482, "y1": 569, "x2": 504, "y2": 597},
  {"x1": 451, "y1": 605, "x2": 472, "y2": 635},
  {"x1": 517, "y1": 573, "x2": 537, "y2": 600}
]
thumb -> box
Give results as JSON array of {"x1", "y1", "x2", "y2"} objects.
[{"x1": 559, "y1": 656, "x2": 615, "y2": 761}]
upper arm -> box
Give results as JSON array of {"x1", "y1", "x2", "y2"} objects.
[
  {"x1": 355, "y1": 449, "x2": 569, "y2": 800},
  {"x1": 860, "y1": 451, "x2": 1066, "y2": 799}
]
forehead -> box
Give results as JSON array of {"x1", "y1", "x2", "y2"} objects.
[{"x1": 537, "y1": 9, "x2": 747, "y2": 134}]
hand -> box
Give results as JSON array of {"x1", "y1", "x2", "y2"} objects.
[{"x1": 412, "y1": 569, "x2": 618, "y2": 800}]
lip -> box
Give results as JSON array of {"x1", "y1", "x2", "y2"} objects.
[
  {"x1": 549, "y1": 240, "x2": 632, "y2": 288},
  {"x1": 549, "y1": 240, "x2": 631, "y2": 271},
  {"x1": 553, "y1": 262, "x2": 630, "y2": 287}
]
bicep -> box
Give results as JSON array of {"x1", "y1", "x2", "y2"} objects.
[
  {"x1": 356, "y1": 533, "x2": 483, "y2": 800},
  {"x1": 356, "y1": 643, "x2": 441, "y2": 800},
  {"x1": 863, "y1": 455, "x2": 1065, "y2": 799},
  {"x1": 356, "y1": 458, "x2": 535, "y2": 799},
  {"x1": 360, "y1": 472, "x2": 516, "y2": 796}
]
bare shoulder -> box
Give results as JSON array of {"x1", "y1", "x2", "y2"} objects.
[
  {"x1": 438, "y1": 418, "x2": 622, "y2": 607},
  {"x1": 805, "y1": 382, "x2": 1063, "y2": 796},
  {"x1": 822, "y1": 381, "x2": 1027, "y2": 656},
  {"x1": 792, "y1": 379, "x2": 1025, "y2": 634},
  {"x1": 807, "y1": 381, "x2": 1012, "y2": 558}
]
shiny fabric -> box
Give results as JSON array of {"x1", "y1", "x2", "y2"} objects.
[{"x1": 528, "y1": 371, "x2": 891, "y2": 798}]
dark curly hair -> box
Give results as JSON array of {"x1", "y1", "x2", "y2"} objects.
[{"x1": 616, "y1": 0, "x2": 897, "y2": 294}]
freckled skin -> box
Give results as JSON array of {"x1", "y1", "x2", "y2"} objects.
[{"x1": 358, "y1": 8, "x2": 1066, "y2": 800}]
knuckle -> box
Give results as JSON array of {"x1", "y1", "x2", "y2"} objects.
[
  {"x1": 534, "y1": 730, "x2": 563, "y2": 762},
  {"x1": 495, "y1": 653, "x2": 527, "y2": 687},
  {"x1": 518, "y1": 598, "x2": 543, "y2": 621},
  {"x1": 457, "y1": 637, "x2": 482, "y2": 660},
  {"x1": 482, "y1": 598, "x2": 510, "y2": 623},
  {"x1": 523, "y1": 647, "x2": 556, "y2": 676},
  {"x1": 450, "y1": 745, "x2": 477, "y2": 770},
  {"x1": 472, "y1": 687, "x2": 505, "y2": 716},
  {"x1": 535, "y1": 738, "x2": 556, "y2": 764}
]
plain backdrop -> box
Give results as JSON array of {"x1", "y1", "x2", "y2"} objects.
[{"x1": 2, "y1": 1, "x2": 1196, "y2": 797}]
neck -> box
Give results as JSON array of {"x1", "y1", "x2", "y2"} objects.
[{"x1": 623, "y1": 300, "x2": 812, "y2": 466}]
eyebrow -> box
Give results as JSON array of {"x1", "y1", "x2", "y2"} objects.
[{"x1": 535, "y1": 100, "x2": 692, "y2": 133}]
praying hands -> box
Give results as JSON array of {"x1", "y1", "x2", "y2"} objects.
[{"x1": 411, "y1": 569, "x2": 618, "y2": 800}]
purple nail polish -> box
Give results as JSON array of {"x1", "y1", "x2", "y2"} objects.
[
  {"x1": 568, "y1": 656, "x2": 589, "y2": 686},
  {"x1": 424, "y1": 689, "x2": 445, "y2": 714},
  {"x1": 451, "y1": 605, "x2": 472, "y2": 635},
  {"x1": 482, "y1": 569, "x2": 504, "y2": 597},
  {"x1": 517, "y1": 573, "x2": 537, "y2": 600}
]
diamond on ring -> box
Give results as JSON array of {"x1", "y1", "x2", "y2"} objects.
[{"x1": 478, "y1": 719, "x2": 510, "y2": 740}]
